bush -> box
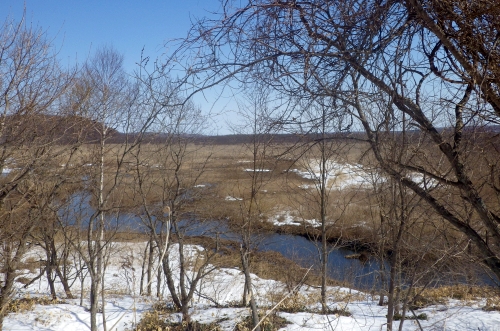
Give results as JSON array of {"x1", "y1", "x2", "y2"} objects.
[
  {"x1": 131, "y1": 303, "x2": 222, "y2": 331},
  {"x1": 6, "y1": 296, "x2": 64, "y2": 313},
  {"x1": 132, "y1": 311, "x2": 170, "y2": 331},
  {"x1": 151, "y1": 301, "x2": 177, "y2": 314},
  {"x1": 277, "y1": 293, "x2": 307, "y2": 313},
  {"x1": 483, "y1": 297, "x2": 500, "y2": 312},
  {"x1": 235, "y1": 312, "x2": 289, "y2": 331}
]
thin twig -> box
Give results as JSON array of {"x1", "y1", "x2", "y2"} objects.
[
  {"x1": 109, "y1": 213, "x2": 171, "y2": 330},
  {"x1": 251, "y1": 265, "x2": 313, "y2": 331}
]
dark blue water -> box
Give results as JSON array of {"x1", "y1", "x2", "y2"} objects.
[
  {"x1": 59, "y1": 192, "x2": 496, "y2": 289},
  {"x1": 256, "y1": 233, "x2": 383, "y2": 288},
  {"x1": 58, "y1": 192, "x2": 151, "y2": 232},
  {"x1": 176, "y1": 218, "x2": 383, "y2": 288}
]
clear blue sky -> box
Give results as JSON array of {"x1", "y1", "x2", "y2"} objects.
[
  {"x1": 2, "y1": 0, "x2": 242, "y2": 134},
  {"x1": 2, "y1": 0, "x2": 221, "y2": 72}
]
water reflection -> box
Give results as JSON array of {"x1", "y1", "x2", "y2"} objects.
[{"x1": 59, "y1": 192, "x2": 496, "y2": 289}]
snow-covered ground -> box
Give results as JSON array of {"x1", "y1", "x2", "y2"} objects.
[
  {"x1": 244, "y1": 168, "x2": 272, "y2": 172},
  {"x1": 5, "y1": 242, "x2": 500, "y2": 331},
  {"x1": 225, "y1": 195, "x2": 243, "y2": 201},
  {"x1": 269, "y1": 211, "x2": 321, "y2": 227},
  {"x1": 292, "y1": 160, "x2": 444, "y2": 192},
  {"x1": 292, "y1": 161, "x2": 370, "y2": 190}
]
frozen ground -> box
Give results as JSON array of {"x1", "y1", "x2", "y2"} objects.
[
  {"x1": 292, "y1": 161, "x2": 369, "y2": 190},
  {"x1": 4, "y1": 242, "x2": 500, "y2": 331},
  {"x1": 292, "y1": 160, "x2": 443, "y2": 192},
  {"x1": 225, "y1": 195, "x2": 243, "y2": 201},
  {"x1": 269, "y1": 210, "x2": 321, "y2": 227}
]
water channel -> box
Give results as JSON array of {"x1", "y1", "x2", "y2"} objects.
[{"x1": 62, "y1": 192, "x2": 494, "y2": 290}]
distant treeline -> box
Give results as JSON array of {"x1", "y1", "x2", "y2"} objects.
[{"x1": 3, "y1": 114, "x2": 499, "y2": 146}]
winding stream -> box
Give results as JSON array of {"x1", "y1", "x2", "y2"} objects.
[
  {"x1": 61, "y1": 192, "x2": 496, "y2": 289},
  {"x1": 61, "y1": 193, "x2": 383, "y2": 289}
]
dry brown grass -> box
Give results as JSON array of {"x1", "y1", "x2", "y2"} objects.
[
  {"x1": 54, "y1": 142, "x2": 371, "y2": 226},
  {"x1": 414, "y1": 285, "x2": 500, "y2": 302},
  {"x1": 47, "y1": 139, "x2": 496, "y2": 275},
  {"x1": 234, "y1": 312, "x2": 289, "y2": 331},
  {"x1": 60, "y1": 141, "x2": 447, "y2": 255},
  {"x1": 6, "y1": 296, "x2": 65, "y2": 314}
]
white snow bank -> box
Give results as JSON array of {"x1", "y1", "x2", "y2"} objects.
[
  {"x1": 292, "y1": 161, "x2": 370, "y2": 189},
  {"x1": 5, "y1": 296, "x2": 151, "y2": 331},
  {"x1": 225, "y1": 196, "x2": 243, "y2": 201},
  {"x1": 5, "y1": 242, "x2": 500, "y2": 331},
  {"x1": 269, "y1": 211, "x2": 321, "y2": 227}
]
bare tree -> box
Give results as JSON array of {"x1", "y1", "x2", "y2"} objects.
[
  {"x1": 0, "y1": 15, "x2": 74, "y2": 330},
  {"x1": 227, "y1": 86, "x2": 280, "y2": 330},
  {"x1": 290, "y1": 99, "x2": 354, "y2": 313},
  {"x1": 132, "y1": 68, "x2": 217, "y2": 323},
  {"x1": 157, "y1": 130, "x2": 217, "y2": 323},
  {"x1": 67, "y1": 45, "x2": 138, "y2": 331},
  {"x1": 165, "y1": 0, "x2": 500, "y2": 283}
]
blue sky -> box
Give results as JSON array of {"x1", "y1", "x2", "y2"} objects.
[
  {"x1": 1, "y1": 1, "x2": 252, "y2": 134},
  {"x1": 2, "y1": 0, "x2": 221, "y2": 72}
]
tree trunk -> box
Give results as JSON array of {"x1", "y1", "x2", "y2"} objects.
[
  {"x1": 44, "y1": 235, "x2": 57, "y2": 300},
  {"x1": 378, "y1": 263, "x2": 387, "y2": 306},
  {"x1": 240, "y1": 249, "x2": 261, "y2": 331},
  {"x1": 319, "y1": 110, "x2": 329, "y2": 314},
  {"x1": 242, "y1": 277, "x2": 249, "y2": 306},
  {"x1": 79, "y1": 267, "x2": 86, "y2": 307},
  {"x1": 139, "y1": 241, "x2": 148, "y2": 295},
  {"x1": 162, "y1": 255, "x2": 181, "y2": 309},
  {"x1": 386, "y1": 253, "x2": 397, "y2": 331},
  {"x1": 148, "y1": 238, "x2": 154, "y2": 295},
  {"x1": 321, "y1": 228, "x2": 328, "y2": 313},
  {"x1": 181, "y1": 303, "x2": 191, "y2": 324},
  {"x1": 156, "y1": 259, "x2": 162, "y2": 298},
  {"x1": 89, "y1": 274, "x2": 99, "y2": 331},
  {"x1": 386, "y1": 181, "x2": 407, "y2": 331},
  {"x1": 45, "y1": 264, "x2": 57, "y2": 300},
  {"x1": 54, "y1": 265, "x2": 74, "y2": 299},
  {"x1": 101, "y1": 250, "x2": 108, "y2": 331}
]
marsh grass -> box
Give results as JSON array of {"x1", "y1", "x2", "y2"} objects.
[
  {"x1": 484, "y1": 296, "x2": 500, "y2": 312},
  {"x1": 61, "y1": 142, "x2": 376, "y2": 237},
  {"x1": 50, "y1": 141, "x2": 496, "y2": 296},
  {"x1": 393, "y1": 285, "x2": 500, "y2": 311},
  {"x1": 6, "y1": 295, "x2": 65, "y2": 314}
]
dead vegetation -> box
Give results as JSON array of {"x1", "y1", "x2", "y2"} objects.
[
  {"x1": 5, "y1": 296, "x2": 66, "y2": 314},
  {"x1": 47, "y1": 139, "x2": 497, "y2": 282}
]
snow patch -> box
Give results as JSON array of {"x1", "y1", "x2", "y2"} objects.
[
  {"x1": 5, "y1": 241, "x2": 500, "y2": 331},
  {"x1": 409, "y1": 173, "x2": 439, "y2": 189},
  {"x1": 292, "y1": 161, "x2": 370, "y2": 189},
  {"x1": 5, "y1": 241, "x2": 289, "y2": 330},
  {"x1": 269, "y1": 211, "x2": 321, "y2": 227},
  {"x1": 225, "y1": 196, "x2": 243, "y2": 201}
]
